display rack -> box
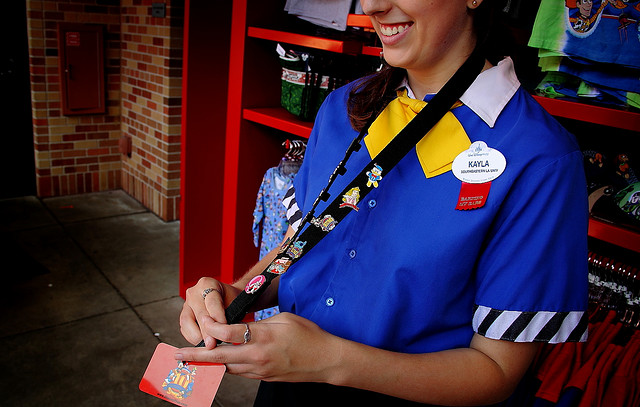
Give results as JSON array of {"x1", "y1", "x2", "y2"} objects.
[
  {"x1": 243, "y1": 17, "x2": 640, "y2": 256},
  {"x1": 180, "y1": 0, "x2": 640, "y2": 295},
  {"x1": 533, "y1": 96, "x2": 640, "y2": 133},
  {"x1": 247, "y1": 27, "x2": 362, "y2": 55},
  {"x1": 243, "y1": 107, "x2": 312, "y2": 138}
]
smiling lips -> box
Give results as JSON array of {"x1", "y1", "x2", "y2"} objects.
[{"x1": 379, "y1": 23, "x2": 412, "y2": 36}]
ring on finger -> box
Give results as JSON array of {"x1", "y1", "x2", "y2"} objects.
[
  {"x1": 202, "y1": 287, "x2": 220, "y2": 299},
  {"x1": 242, "y1": 322, "x2": 251, "y2": 344}
]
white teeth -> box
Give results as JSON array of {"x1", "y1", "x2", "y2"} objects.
[{"x1": 380, "y1": 24, "x2": 409, "y2": 36}]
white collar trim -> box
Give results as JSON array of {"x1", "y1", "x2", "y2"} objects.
[{"x1": 400, "y1": 57, "x2": 520, "y2": 128}]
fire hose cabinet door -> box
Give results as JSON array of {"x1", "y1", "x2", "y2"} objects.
[{"x1": 57, "y1": 23, "x2": 105, "y2": 115}]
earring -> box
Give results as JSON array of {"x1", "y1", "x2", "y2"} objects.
[{"x1": 472, "y1": 0, "x2": 478, "y2": 5}]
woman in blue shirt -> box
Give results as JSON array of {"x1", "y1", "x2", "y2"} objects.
[{"x1": 176, "y1": 1, "x2": 589, "y2": 405}]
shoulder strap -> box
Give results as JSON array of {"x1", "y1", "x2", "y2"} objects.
[{"x1": 221, "y1": 48, "x2": 486, "y2": 327}]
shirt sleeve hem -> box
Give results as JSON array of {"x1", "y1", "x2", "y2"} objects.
[{"x1": 472, "y1": 304, "x2": 588, "y2": 343}]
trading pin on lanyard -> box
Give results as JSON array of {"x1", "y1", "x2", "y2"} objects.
[{"x1": 451, "y1": 141, "x2": 506, "y2": 210}]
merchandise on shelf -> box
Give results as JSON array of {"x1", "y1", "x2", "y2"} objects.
[
  {"x1": 529, "y1": 0, "x2": 640, "y2": 109},
  {"x1": 283, "y1": 0, "x2": 363, "y2": 32}
]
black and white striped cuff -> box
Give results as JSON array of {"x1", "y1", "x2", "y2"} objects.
[
  {"x1": 283, "y1": 186, "x2": 302, "y2": 231},
  {"x1": 473, "y1": 305, "x2": 588, "y2": 343}
]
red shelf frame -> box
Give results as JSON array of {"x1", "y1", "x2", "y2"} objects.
[
  {"x1": 533, "y1": 96, "x2": 640, "y2": 132},
  {"x1": 362, "y1": 45, "x2": 382, "y2": 57},
  {"x1": 243, "y1": 107, "x2": 312, "y2": 138},
  {"x1": 247, "y1": 27, "x2": 362, "y2": 55},
  {"x1": 346, "y1": 14, "x2": 373, "y2": 28},
  {"x1": 589, "y1": 217, "x2": 640, "y2": 253}
]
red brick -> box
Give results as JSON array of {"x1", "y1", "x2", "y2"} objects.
[
  {"x1": 63, "y1": 134, "x2": 87, "y2": 142},
  {"x1": 37, "y1": 176, "x2": 53, "y2": 197},
  {"x1": 52, "y1": 159, "x2": 74, "y2": 167},
  {"x1": 99, "y1": 155, "x2": 119, "y2": 163},
  {"x1": 88, "y1": 148, "x2": 110, "y2": 156},
  {"x1": 50, "y1": 143, "x2": 74, "y2": 151},
  {"x1": 77, "y1": 157, "x2": 99, "y2": 165}
]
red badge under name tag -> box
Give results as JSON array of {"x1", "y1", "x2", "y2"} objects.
[
  {"x1": 140, "y1": 343, "x2": 226, "y2": 407},
  {"x1": 456, "y1": 181, "x2": 491, "y2": 210}
]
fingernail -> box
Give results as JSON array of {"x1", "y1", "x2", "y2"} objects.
[
  {"x1": 174, "y1": 353, "x2": 183, "y2": 360},
  {"x1": 204, "y1": 336, "x2": 214, "y2": 349}
]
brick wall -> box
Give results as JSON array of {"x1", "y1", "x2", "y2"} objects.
[
  {"x1": 120, "y1": 0, "x2": 183, "y2": 221},
  {"x1": 25, "y1": 0, "x2": 183, "y2": 221},
  {"x1": 27, "y1": 0, "x2": 122, "y2": 197}
]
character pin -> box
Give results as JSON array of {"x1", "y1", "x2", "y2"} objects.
[
  {"x1": 278, "y1": 237, "x2": 292, "y2": 254},
  {"x1": 245, "y1": 275, "x2": 266, "y2": 294},
  {"x1": 267, "y1": 257, "x2": 292, "y2": 275},
  {"x1": 311, "y1": 215, "x2": 338, "y2": 232},
  {"x1": 366, "y1": 164, "x2": 383, "y2": 188},
  {"x1": 286, "y1": 240, "x2": 307, "y2": 259},
  {"x1": 340, "y1": 187, "x2": 361, "y2": 211}
]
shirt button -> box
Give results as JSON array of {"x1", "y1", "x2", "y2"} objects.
[
  {"x1": 349, "y1": 249, "x2": 357, "y2": 259},
  {"x1": 368, "y1": 199, "x2": 377, "y2": 208},
  {"x1": 326, "y1": 297, "x2": 335, "y2": 307}
]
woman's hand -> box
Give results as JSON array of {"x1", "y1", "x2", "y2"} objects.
[
  {"x1": 179, "y1": 228, "x2": 295, "y2": 347},
  {"x1": 179, "y1": 277, "x2": 240, "y2": 346},
  {"x1": 174, "y1": 312, "x2": 342, "y2": 383},
  {"x1": 177, "y1": 308, "x2": 540, "y2": 405}
]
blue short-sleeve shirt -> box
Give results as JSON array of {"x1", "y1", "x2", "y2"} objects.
[{"x1": 280, "y1": 58, "x2": 589, "y2": 354}]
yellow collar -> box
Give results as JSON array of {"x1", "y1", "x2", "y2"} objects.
[{"x1": 364, "y1": 90, "x2": 471, "y2": 178}]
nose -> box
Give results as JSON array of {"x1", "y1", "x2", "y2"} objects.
[{"x1": 360, "y1": 0, "x2": 390, "y2": 16}]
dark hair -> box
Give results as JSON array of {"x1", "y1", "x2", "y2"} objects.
[
  {"x1": 347, "y1": 0, "x2": 503, "y2": 132},
  {"x1": 346, "y1": 65, "x2": 406, "y2": 132}
]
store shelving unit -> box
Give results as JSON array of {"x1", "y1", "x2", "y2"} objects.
[
  {"x1": 533, "y1": 96, "x2": 640, "y2": 133},
  {"x1": 180, "y1": 0, "x2": 640, "y2": 295}
]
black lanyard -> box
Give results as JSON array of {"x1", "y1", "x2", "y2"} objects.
[{"x1": 221, "y1": 48, "x2": 486, "y2": 326}]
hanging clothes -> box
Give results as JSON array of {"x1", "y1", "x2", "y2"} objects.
[
  {"x1": 252, "y1": 140, "x2": 306, "y2": 322},
  {"x1": 500, "y1": 252, "x2": 640, "y2": 407},
  {"x1": 251, "y1": 165, "x2": 295, "y2": 323},
  {"x1": 252, "y1": 165, "x2": 297, "y2": 259}
]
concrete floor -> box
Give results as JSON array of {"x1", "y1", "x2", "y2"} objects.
[{"x1": 0, "y1": 190, "x2": 259, "y2": 407}]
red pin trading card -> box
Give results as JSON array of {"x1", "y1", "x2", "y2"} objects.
[{"x1": 140, "y1": 343, "x2": 226, "y2": 407}]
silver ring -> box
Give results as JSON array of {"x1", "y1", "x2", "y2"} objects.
[
  {"x1": 202, "y1": 287, "x2": 219, "y2": 299},
  {"x1": 242, "y1": 322, "x2": 251, "y2": 344}
]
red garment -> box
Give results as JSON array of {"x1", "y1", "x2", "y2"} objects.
[
  {"x1": 628, "y1": 335, "x2": 640, "y2": 407},
  {"x1": 600, "y1": 332, "x2": 640, "y2": 407},
  {"x1": 594, "y1": 341, "x2": 626, "y2": 406},
  {"x1": 582, "y1": 310, "x2": 617, "y2": 359},
  {"x1": 532, "y1": 310, "x2": 618, "y2": 403},
  {"x1": 564, "y1": 321, "x2": 623, "y2": 392},
  {"x1": 535, "y1": 342, "x2": 582, "y2": 402},
  {"x1": 577, "y1": 344, "x2": 621, "y2": 407}
]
